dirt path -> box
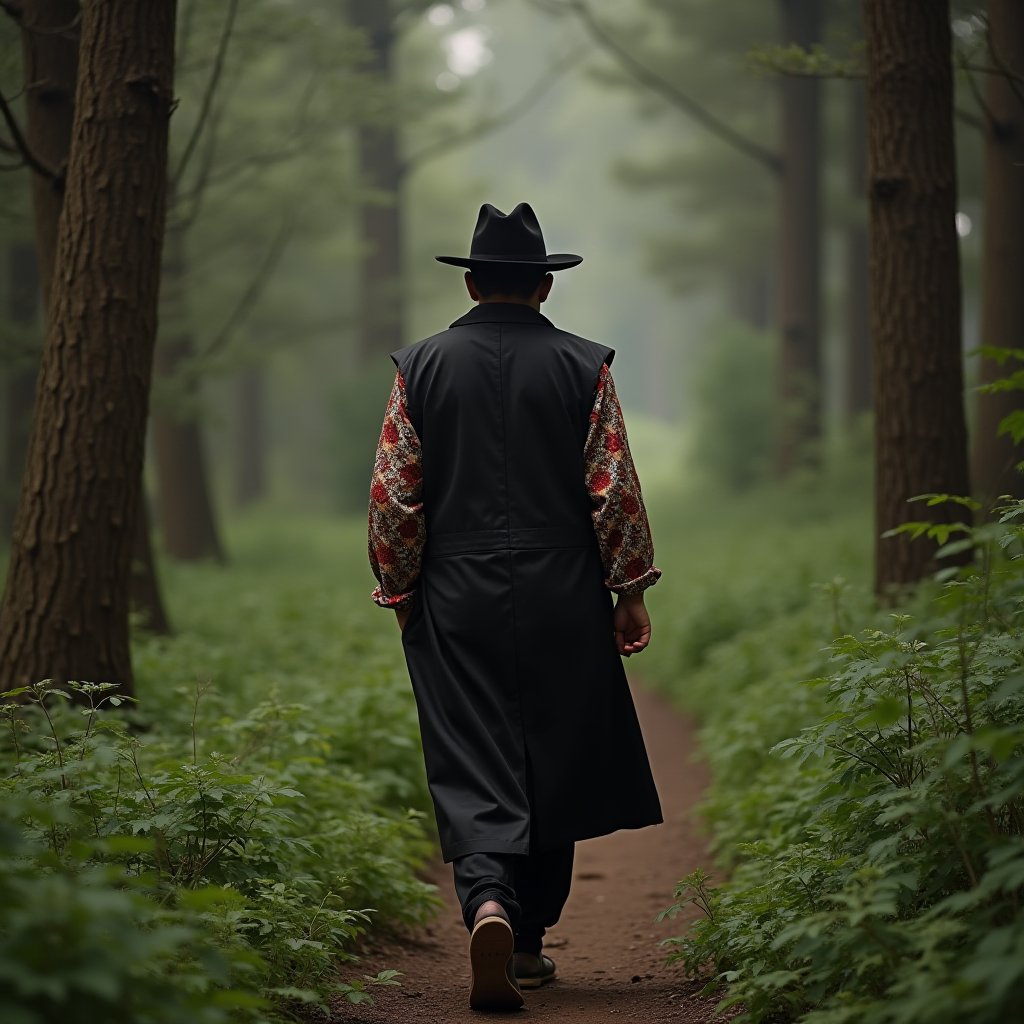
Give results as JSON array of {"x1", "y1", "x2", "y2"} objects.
[{"x1": 337, "y1": 682, "x2": 726, "y2": 1022}]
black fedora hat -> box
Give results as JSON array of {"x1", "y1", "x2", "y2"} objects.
[{"x1": 436, "y1": 203, "x2": 583, "y2": 271}]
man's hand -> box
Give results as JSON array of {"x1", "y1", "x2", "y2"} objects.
[
  {"x1": 613, "y1": 592, "x2": 651, "y2": 657},
  {"x1": 396, "y1": 607, "x2": 411, "y2": 632}
]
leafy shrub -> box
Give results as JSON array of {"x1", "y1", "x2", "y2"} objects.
[
  {"x1": 660, "y1": 500, "x2": 1024, "y2": 1023},
  {"x1": 0, "y1": 516, "x2": 437, "y2": 1022},
  {"x1": 688, "y1": 319, "x2": 776, "y2": 492}
]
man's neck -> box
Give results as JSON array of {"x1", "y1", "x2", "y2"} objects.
[{"x1": 477, "y1": 296, "x2": 542, "y2": 313}]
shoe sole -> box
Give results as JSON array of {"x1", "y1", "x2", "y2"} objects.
[
  {"x1": 516, "y1": 971, "x2": 556, "y2": 989},
  {"x1": 469, "y1": 917, "x2": 524, "y2": 1011}
]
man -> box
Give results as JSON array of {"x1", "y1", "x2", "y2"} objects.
[{"x1": 368, "y1": 203, "x2": 662, "y2": 1011}]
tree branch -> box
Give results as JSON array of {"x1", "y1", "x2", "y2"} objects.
[
  {"x1": 200, "y1": 212, "x2": 295, "y2": 361},
  {"x1": 0, "y1": 0, "x2": 23, "y2": 25},
  {"x1": 955, "y1": 106, "x2": 988, "y2": 134},
  {"x1": 172, "y1": 0, "x2": 239, "y2": 190},
  {"x1": 0, "y1": 87, "x2": 60, "y2": 181},
  {"x1": 529, "y1": 0, "x2": 781, "y2": 174},
  {"x1": 401, "y1": 45, "x2": 589, "y2": 178}
]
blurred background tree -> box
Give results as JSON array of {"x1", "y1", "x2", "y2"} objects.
[{"x1": 0, "y1": 0, "x2": 1000, "y2": 585}]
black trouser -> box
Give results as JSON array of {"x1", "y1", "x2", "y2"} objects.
[{"x1": 452, "y1": 845, "x2": 575, "y2": 956}]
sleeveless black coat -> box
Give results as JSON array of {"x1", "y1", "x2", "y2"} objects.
[{"x1": 393, "y1": 303, "x2": 662, "y2": 862}]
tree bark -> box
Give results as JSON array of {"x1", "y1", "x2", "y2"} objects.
[
  {"x1": 864, "y1": 0, "x2": 970, "y2": 594},
  {"x1": 2, "y1": 244, "x2": 40, "y2": 536},
  {"x1": 235, "y1": 364, "x2": 265, "y2": 508},
  {"x1": 775, "y1": 0, "x2": 823, "y2": 475},
  {"x1": 350, "y1": 0, "x2": 403, "y2": 361},
  {"x1": 152, "y1": 222, "x2": 225, "y2": 563},
  {"x1": 20, "y1": 0, "x2": 79, "y2": 310},
  {"x1": 1, "y1": 2, "x2": 79, "y2": 536},
  {"x1": 971, "y1": 0, "x2": 1024, "y2": 508},
  {"x1": 845, "y1": 78, "x2": 872, "y2": 417},
  {"x1": 0, "y1": 0, "x2": 177, "y2": 692}
]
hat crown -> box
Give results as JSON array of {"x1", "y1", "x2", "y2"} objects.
[{"x1": 471, "y1": 203, "x2": 546, "y2": 259}]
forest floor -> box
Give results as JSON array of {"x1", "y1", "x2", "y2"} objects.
[{"x1": 334, "y1": 683, "x2": 734, "y2": 1023}]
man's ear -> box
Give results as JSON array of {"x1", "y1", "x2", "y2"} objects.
[
  {"x1": 465, "y1": 271, "x2": 482, "y2": 302},
  {"x1": 537, "y1": 273, "x2": 554, "y2": 304}
]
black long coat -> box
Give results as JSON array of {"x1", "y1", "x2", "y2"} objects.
[{"x1": 394, "y1": 303, "x2": 662, "y2": 862}]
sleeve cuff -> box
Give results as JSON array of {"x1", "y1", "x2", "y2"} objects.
[
  {"x1": 371, "y1": 586, "x2": 417, "y2": 609},
  {"x1": 607, "y1": 566, "x2": 662, "y2": 596}
]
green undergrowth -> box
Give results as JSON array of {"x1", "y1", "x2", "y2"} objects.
[
  {"x1": 0, "y1": 514, "x2": 437, "y2": 1023},
  {"x1": 648, "y1": 476, "x2": 1024, "y2": 1022}
]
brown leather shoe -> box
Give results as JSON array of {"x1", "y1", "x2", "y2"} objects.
[
  {"x1": 513, "y1": 951, "x2": 557, "y2": 988},
  {"x1": 469, "y1": 916, "x2": 524, "y2": 1011}
]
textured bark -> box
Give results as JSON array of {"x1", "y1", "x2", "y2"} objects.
[
  {"x1": 235, "y1": 364, "x2": 265, "y2": 507},
  {"x1": 845, "y1": 78, "x2": 872, "y2": 417},
  {"x1": 152, "y1": 223, "x2": 224, "y2": 563},
  {"x1": 20, "y1": 0, "x2": 79, "y2": 309},
  {"x1": 775, "y1": 0, "x2": 823, "y2": 474},
  {"x1": 2, "y1": 2, "x2": 79, "y2": 535},
  {"x1": 0, "y1": 0, "x2": 177, "y2": 691},
  {"x1": 350, "y1": 0, "x2": 403, "y2": 360},
  {"x1": 971, "y1": 0, "x2": 1024, "y2": 508},
  {"x1": 864, "y1": 0, "x2": 970, "y2": 594},
  {"x1": 2, "y1": 244, "x2": 40, "y2": 536}
]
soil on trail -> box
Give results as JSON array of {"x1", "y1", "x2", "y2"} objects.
[{"x1": 337, "y1": 683, "x2": 728, "y2": 1023}]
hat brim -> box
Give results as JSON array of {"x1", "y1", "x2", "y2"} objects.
[{"x1": 435, "y1": 253, "x2": 583, "y2": 271}]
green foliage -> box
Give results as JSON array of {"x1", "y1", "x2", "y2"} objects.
[
  {"x1": 0, "y1": 516, "x2": 437, "y2": 1022},
  {"x1": 688, "y1": 319, "x2": 776, "y2": 491},
  {"x1": 656, "y1": 497, "x2": 1024, "y2": 1023},
  {"x1": 330, "y1": 359, "x2": 398, "y2": 514}
]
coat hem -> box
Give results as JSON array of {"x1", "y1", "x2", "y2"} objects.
[{"x1": 441, "y1": 837, "x2": 531, "y2": 863}]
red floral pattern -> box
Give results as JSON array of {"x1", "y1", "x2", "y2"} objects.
[
  {"x1": 584, "y1": 364, "x2": 661, "y2": 595},
  {"x1": 368, "y1": 363, "x2": 661, "y2": 608},
  {"x1": 368, "y1": 372, "x2": 424, "y2": 609}
]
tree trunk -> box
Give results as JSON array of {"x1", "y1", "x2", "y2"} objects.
[
  {"x1": 152, "y1": 223, "x2": 225, "y2": 563},
  {"x1": 20, "y1": 0, "x2": 79, "y2": 310},
  {"x1": 0, "y1": 0, "x2": 177, "y2": 692},
  {"x1": 1, "y1": 2, "x2": 79, "y2": 535},
  {"x1": 971, "y1": 0, "x2": 1024, "y2": 508},
  {"x1": 864, "y1": 0, "x2": 970, "y2": 594},
  {"x1": 775, "y1": 0, "x2": 823, "y2": 475},
  {"x1": 2, "y1": 244, "x2": 40, "y2": 536},
  {"x1": 17, "y1": 0, "x2": 170, "y2": 632},
  {"x1": 235, "y1": 364, "x2": 265, "y2": 508},
  {"x1": 845, "y1": 78, "x2": 872, "y2": 417},
  {"x1": 350, "y1": 0, "x2": 403, "y2": 360}
]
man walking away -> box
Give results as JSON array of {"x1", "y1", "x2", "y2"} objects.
[{"x1": 368, "y1": 203, "x2": 663, "y2": 1010}]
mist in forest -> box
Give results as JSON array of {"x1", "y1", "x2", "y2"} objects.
[{"x1": 0, "y1": 0, "x2": 986, "y2": 529}]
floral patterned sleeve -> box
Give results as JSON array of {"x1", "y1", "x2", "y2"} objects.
[
  {"x1": 584, "y1": 363, "x2": 661, "y2": 595},
  {"x1": 368, "y1": 371, "x2": 424, "y2": 609}
]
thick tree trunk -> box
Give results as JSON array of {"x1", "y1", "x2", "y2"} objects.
[
  {"x1": 153, "y1": 223, "x2": 224, "y2": 562},
  {"x1": 2, "y1": 245, "x2": 39, "y2": 536},
  {"x1": 845, "y1": 79, "x2": 872, "y2": 417},
  {"x1": 235, "y1": 364, "x2": 265, "y2": 508},
  {"x1": 0, "y1": 0, "x2": 176, "y2": 692},
  {"x1": 20, "y1": 0, "x2": 79, "y2": 310},
  {"x1": 864, "y1": 0, "x2": 970, "y2": 594},
  {"x1": 971, "y1": 0, "x2": 1024, "y2": 508},
  {"x1": 775, "y1": 0, "x2": 823, "y2": 475},
  {"x1": 350, "y1": 0, "x2": 403, "y2": 360},
  {"x1": 16, "y1": 0, "x2": 170, "y2": 631}
]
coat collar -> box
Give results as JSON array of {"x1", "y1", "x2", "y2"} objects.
[{"x1": 449, "y1": 303, "x2": 554, "y2": 329}]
